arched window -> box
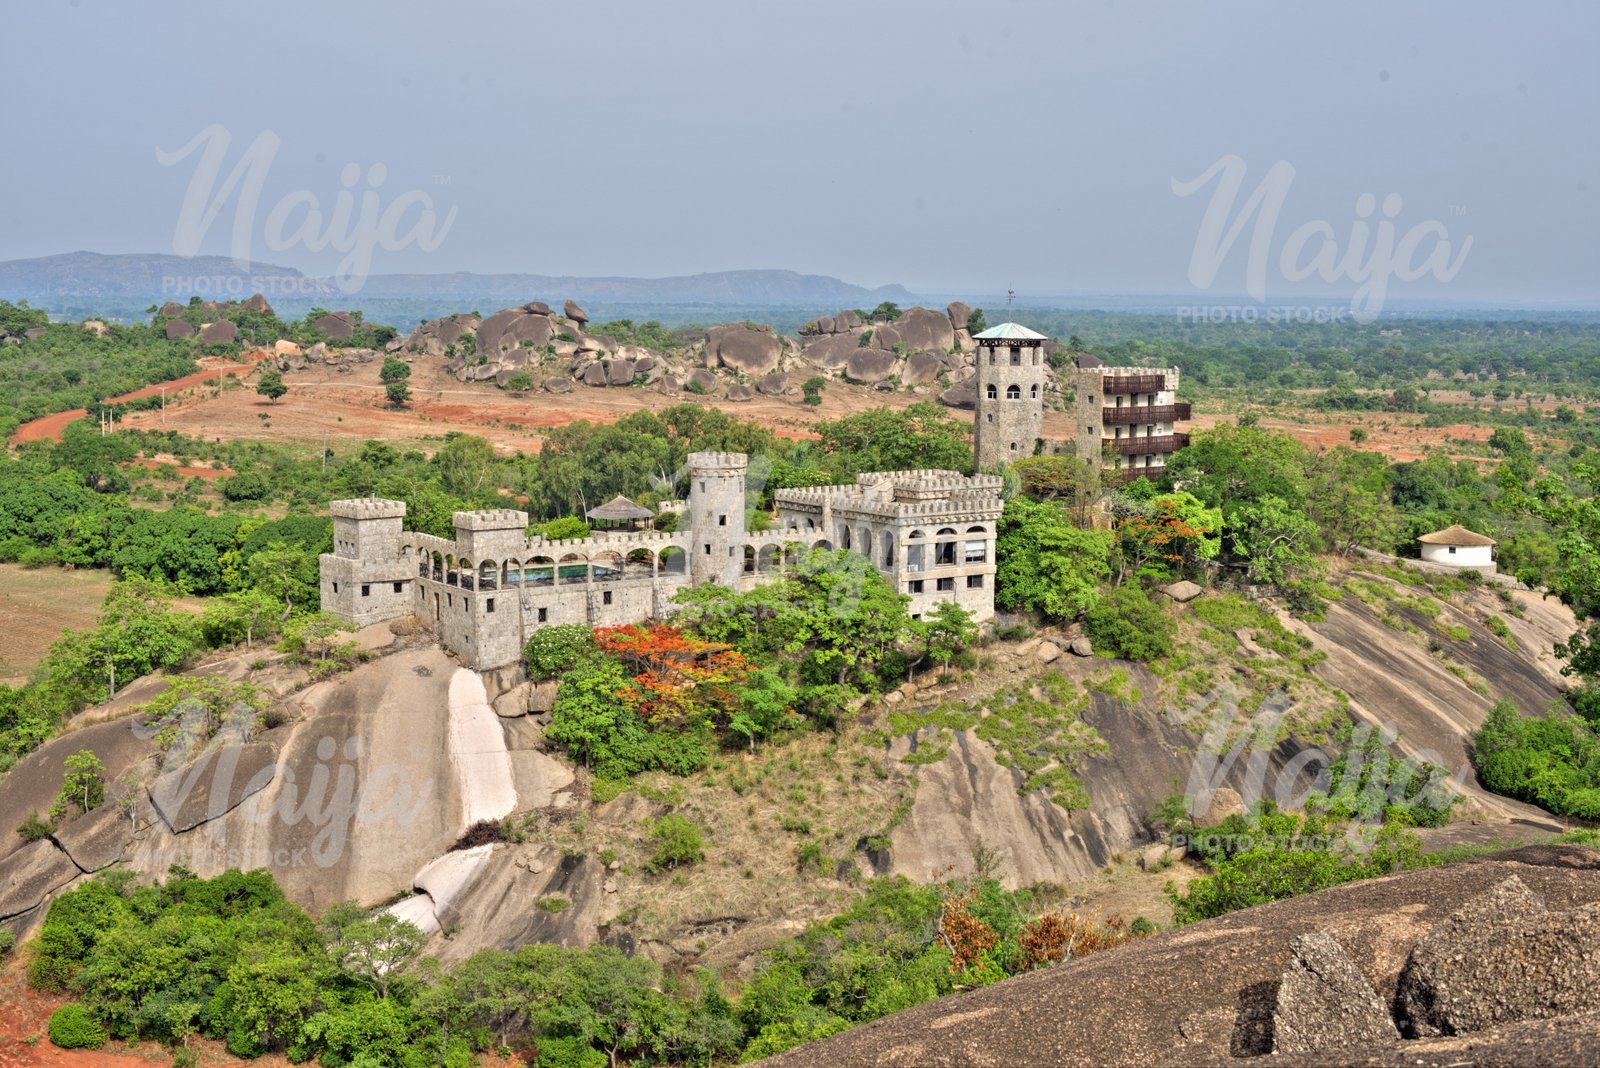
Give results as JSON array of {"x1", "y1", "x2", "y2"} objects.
[
  {"x1": 1030, "y1": 383, "x2": 1039, "y2": 399},
  {"x1": 985, "y1": 383, "x2": 997, "y2": 400},
  {"x1": 1006, "y1": 384, "x2": 1021, "y2": 400}
]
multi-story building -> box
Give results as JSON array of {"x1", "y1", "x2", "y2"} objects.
[
  {"x1": 1069, "y1": 358, "x2": 1191, "y2": 483},
  {"x1": 972, "y1": 322, "x2": 1049, "y2": 472},
  {"x1": 320, "y1": 453, "x2": 1002, "y2": 670}
]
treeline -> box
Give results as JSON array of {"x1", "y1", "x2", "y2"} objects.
[{"x1": 33, "y1": 865, "x2": 1141, "y2": 1066}]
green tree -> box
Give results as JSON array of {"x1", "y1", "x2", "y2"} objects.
[
  {"x1": 646, "y1": 813, "x2": 706, "y2": 872},
  {"x1": 384, "y1": 379, "x2": 411, "y2": 408},
  {"x1": 255, "y1": 368, "x2": 287, "y2": 403},
  {"x1": 51, "y1": 749, "x2": 105, "y2": 820},
  {"x1": 995, "y1": 498, "x2": 1114, "y2": 620},
  {"x1": 1230, "y1": 495, "x2": 1318, "y2": 586},
  {"x1": 811, "y1": 402, "x2": 973, "y2": 477},
  {"x1": 919, "y1": 602, "x2": 977, "y2": 676},
  {"x1": 802, "y1": 376, "x2": 826, "y2": 406},
  {"x1": 435, "y1": 434, "x2": 499, "y2": 500},
  {"x1": 966, "y1": 309, "x2": 988, "y2": 334},
  {"x1": 378, "y1": 357, "x2": 412, "y2": 384},
  {"x1": 1084, "y1": 586, "x2": 1173, "y2": 661},
  {"x1": 246, "y1": 541, "x2": 319, "y2": 618},
  {"x1": 320, "y1": 903, "x2": 426, "y2": 1000},
  {"x1": 871, "y1": 302, "x2": 903, "y2": 321}
]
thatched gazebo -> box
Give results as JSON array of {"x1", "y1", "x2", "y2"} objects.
[{"x1": 586, "y1": 494, "x2": 655, "y2": 531}]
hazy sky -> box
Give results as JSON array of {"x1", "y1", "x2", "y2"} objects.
[{"x1": 3, "y1": 0, "x2": 1596, "y2": 304}]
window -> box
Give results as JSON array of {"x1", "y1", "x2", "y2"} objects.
[
  {"x1": 988, "y1": 351, "x2": 995, "y2": 366},
  {"x1": 332, "y1": 581, "x2": 340, "y2": 593},
  {"x1": 936, "y1": 577, "x2": 955, "y2": 592},
  {"x1": 447, "y1": 594, "x2": 452, "y2": 607},
  {"x1": 909, "y1": 580, "x2": 924, "y2": 593},
  {"x1": 1090, "y1": 394, "x2": 1097, "y2": 404},
  {"x1": 718, "y1": 514, "x2": 727, "y2": 526},
  {"x1": 967, "y1": 575, "x2": 984, "y2": 589},
  {"x1": 700, "y1": 480, "x2": 706, "y2": 493},
  {"x1": 486, "y1": 598, "x2": 495, "y2": 613},
  {"x1": 986, "y1": 383, "x2": 997, "y2": 400},
  {"x1": 537, "y1": 607, "x2": 548, "y2": 623},
  {"x1": 705, "y1": 544, "x2": 712, "y2": 555},
  {"x1": 1006, "y1": 384, "x2": 1021, "y2": 400},
  {"x1": 1010, "y1": 347, "x2": 1021, "y2": 366},
  {"x1": 361, "y1": 584, "x2": 370, "y2": 597},
  {"x1": 1448, "y1": 545, "x2": 1457, "y2": 555},
  {"x1": 964, "y1": 540, "x2": 987, "y2": 563},
  {"x1": 986, "y1": 413, "x2": 993, "y2": 423},
  {"x1": 603, "y1": 591, "x2": 613, "y2": 605},
  {"x1": 1010, "y1": 441, "x2": 1018, "y2": 452},
  {"x1": 1030, "y1": 383, "x2": 1039, "y2": 399},
  {"x1": 392, "y1": 581, "x2": 403, "y2": 593}
]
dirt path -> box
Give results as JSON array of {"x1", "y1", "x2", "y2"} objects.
[{"x1": 11, "y1": 352, "x2": 269, "y2": 445}]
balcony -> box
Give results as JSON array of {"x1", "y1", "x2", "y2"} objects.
[
  {"x1": 1102, "y1": 373, "x2": 1167, "y2": 394},
  {"x1": 1102, "y1": 402, "x2": 1191, "y2": 426},
  {"x1": 1113, "y1": 467, "x2": 1166, "y2": 484},
  {"x1": 1109, "y1": 433, "x2": 1189, "y2": 456}
]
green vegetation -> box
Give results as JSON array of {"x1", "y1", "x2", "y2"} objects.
[
  {"x1": 645, "y1": 813, "x2": 706, "y2": 872},
  {"x1": 47, "y1": 1003, "x2": 106, "y2": 1050},
  {"x1": 1085, "y1": 586, "x2": 1174, "y2": 661},
  {"x1": 1473, "y1": 698, "x2": 1600, "y2": 819}
]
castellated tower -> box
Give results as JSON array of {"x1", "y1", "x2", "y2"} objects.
[
  {"x1": 321, "y1": 498, "x2": 414, "y2": 628},
  {"x1": 686, "y1": 451, "x2": 748, "y2": 587},
  {"x1": 972, "y1": 322, "x2": 1049, "y2": 472}
]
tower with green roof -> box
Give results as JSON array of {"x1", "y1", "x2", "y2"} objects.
[{"x1": 971, "y1": 321, "x2": 1049, "y2": 472}]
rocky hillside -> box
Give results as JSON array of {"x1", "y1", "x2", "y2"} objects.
[
  {"x1": 764, "y1": 842, "x2": 1600, "y2": 1066},
  {"x1": 0, "y1": 562, "x2": 1580, "y2": 978}
]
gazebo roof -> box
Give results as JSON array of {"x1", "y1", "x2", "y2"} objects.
[
  {"x1": 972, "y1": 322, "x2": 1049, "y2": 341},
  {"x1": 1418, "y1": 523, "x2": 1497, "y2": 547},
  {"x1": 585, "y1": 494, "x2": 654, "y2": 522}
]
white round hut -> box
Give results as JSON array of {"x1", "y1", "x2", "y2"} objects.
[{"x1": 1418, "y1": 524, "x2": 1496, "y2": 571}]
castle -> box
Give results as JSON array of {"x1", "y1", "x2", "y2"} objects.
[{"x1": 320, "y1": 322, "x2": 1181, "y2": 668}]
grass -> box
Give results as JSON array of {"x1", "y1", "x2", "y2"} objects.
[{"x1": 0, "y1": 563, "x2": 116, "y2": 685}]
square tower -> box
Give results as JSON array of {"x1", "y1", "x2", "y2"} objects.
[
  {"x1": 686, "y1": 451, "x2": 748, "y2": 587},
  {"x1": 322, "y1": 499, "x2": 415, "y2": 628},
  {"x1": 972, "y1": 322, "x2": 1049, "y2": 472}
]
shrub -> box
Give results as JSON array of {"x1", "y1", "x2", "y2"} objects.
[
  {"x1": 646, "y1": 813, "x2": 705, "y2": 873},
  {"x1": 48, "y1": 1003, "x2": 106, "y2": 1050},
  {"x1": 1084, "y1": 586, "x2": 1174, "y2": 661},
  {"x1": 16, "y1": 811, "x2": 52, "y2": 842},
  {"x1": 543, "y1": 516, "x2": 592, "y2": 541},
  {"x1": 0, "y1": 928, "x2": 15, "y2": 955},
  {"x1": 524, "y1": 624, "x2": 593, "y2": 678}
]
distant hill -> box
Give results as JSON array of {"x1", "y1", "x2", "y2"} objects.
[{"x1": 0, "y1": 253, "x2": 918, "y2": 321}]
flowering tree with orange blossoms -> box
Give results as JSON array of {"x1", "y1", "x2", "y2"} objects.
[{"x1": 593, "y1": 623, "x2": 750, "y2": 731}]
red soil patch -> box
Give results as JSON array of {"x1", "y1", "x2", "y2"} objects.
[
  {"x1": 11, "y1": 352, "x2": 270, "y2": 445},
  {"x1": 1187, "y1": 409, "x2": 1496, "y2": 464},
  {"x1": 125, "y1": 456, "x2": 235, "y2": 480}
]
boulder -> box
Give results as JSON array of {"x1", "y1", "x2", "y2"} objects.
[
  {"x1": 581, "y1": 363, "x2": 609, "y2": 387},
  {"x1": 810, "y1": 316, "x2": 835, "y2": 334},
  {"x1": 725, "y1": 383, "x2": 754, "y2": 401},
  {"x1": 526, "y1": 680, "x2": 559, "y2": 714},
  {"x1": 313, "y1": 312, "x2": 355, "y2": 340},
  {"x1": 307, "y1": 341, "x2": 328, "y2": 363},
  {"x1": 1036, "y1": 642, "x2": 1062, "y2": 664},
  {"x1": 801, "y1": 333, "x2": 860, "y2": 370},
  {"x1": 165, "y1": 318, "x2": 196, "y2": 339},
  {"x1": 870, "y1": 324, "x2": 902, "y2": 351},
  {"x1": 894, "y1": 306, "x2": 956, "y2": 353},
  {"x1": 0, "y1": 839, "x2": 80, "y2": 923},
  {"x1": 939, "y1": 376, "x2": 977, "y2": 409},
  {"x1": 478, "y1": 306, "x2": 556, "y2": 356},
  {"x1": 1162, "y1": 581, "x2": 1204, "y2": 603},
  {"x1": 687, "y1": 369, "x2": 719, "y2": 394},
  {"x1": 756, "y1": 372, "x2": 790, "y2": 396},
  {"x1": 243, "y1": 292, "x2": 274, "y2": 315},
  {"x1": 1272, "y1": 932, "x2": 1398, "y2": 1054},
  {"x1": 51, "y1": 804, "x2": 132, "y2": 873},
  {"x1": 385, "y1": 337, "x2": 404, "y2": 352},
  {"x1": 833, "y1": 309, "x2": 864, "y2": 331},
  {"x1": 606, "y1": 359, "x2": 635, "y2": 386},
  {"x1": 148, "y1": 742, "x2": 280, "y2": 834},
  {"x1": 81, "y1": 319, "x2": 109, "y2": 337},
  {"x1": 563, "y1": 299, "x2": 588, "y2": 326},
  {"x1": 946, "y1": 301, "x2": 973, "y2": 331},
  {"x1": 1068, "y1": 637, "x2": 1094, "y2": 657},
  {"x1": 1396, "y1": 875, "x2": 1600, "y2": 1036},
  {"x1": 902, "y1": 351, "x2": 945, "y2": 386},
  {"x1": 23, "y1": 326, "x2": 47, "y2": 339},
  {"x1": 660, "y1": 374, "x2": 682, "y2": 393},
  {"x1": 704, "y1": 323, "x2": 782, "y2": 376},
  {"x1": 274, "y1": 339, "x2": 304, "y2": 358},
  {"x1": 159, "y1": 301, "x2": 186, "y2": 317},
  {"x1": 543, "y1": 376, "x2": 573, "y2": 394},
  {"x1": 845, "y1": 348, "x2": 898, "y2": 384},
  {"x1": 523, "y1": 301, "x2": 552, "y2": 315},
  {"x1": 1196, "y1": 786, "x2": 1244, "y2": 827}
]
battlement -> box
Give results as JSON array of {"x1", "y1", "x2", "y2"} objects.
[
  {"x1": 452, "y1": 509, "x2": 531, "y2": 532},
  {"x1": 331, "y1": 498, "x2": 407, "y2": 520},
  {"x1": 686, "y1": 450, "x2": 749, "y2": 471}
]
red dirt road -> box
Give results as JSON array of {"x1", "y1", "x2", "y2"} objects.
[{"x1": 11, "y1": 352, "x2": 269, "y2": 445}]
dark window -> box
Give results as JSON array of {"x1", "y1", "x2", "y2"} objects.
[
  {"x1": 937, "y1": 577, "x2": 955, "y2": 592},
  {"x1": 986, "y1": 383, "x2": 997, "y2": 400},
  {"x1": 1448, "y1": 545, "x2": 1457, "y2": 555},
  {"x1": 603, "y1": 591, "x2": 613, "y2": 605},
  {"x1": 719, "y1": 514, "x2": 727, "y2": 526},
  {"x1": 1006, "y1": 384, "x2": 1021, "y2": 400},
  {"x1": 332, "y1": 581, "x2": 340, "y2": 593},
  {"x1": 486, "y1": 598, "x2": 495, "y2": 613},
  {"x1": 538, "y1": 607, "x2": 548, "y2": 623},
  {"x1": 967, "y1": 575, "x2": 984, "y2": 589},
  {"x1": 361, "y1": 584, "x2": 370, "y2": 597},
  {"x1": 705, "y1": 544, "x2": 712, "y2": 554},
  {"x1": 909, "y1": 580, "x2": 924, "y2": 593}
]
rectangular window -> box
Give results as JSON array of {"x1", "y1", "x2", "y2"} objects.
[
  {"x1": 705, "y1": 544, "x2": 712, "y2": 555},
  {"x1": 964, "y1": 540, "x2": 987, "y2": 563},
  {"x1": 486, "y1": 598, "x2": 495, "y2": 613},
  {"x1": 393, "y1": 581, "x2": 403, "y2": 593},
  {"x1": 936, "y1": 577, "x2": 955, "y2": 592},
  {"x1": 332, "y1": 581, "x2": 340, "y2": 593},
  {"x1": 538, "y1": 607, "x2": 548, "y2": 623},
  {"x1": 718, "y1": 514, "x2": 727, "y2": 526},
  {"x1": 909, "y1": 580, "x2": 924, "y2": 593},
  {"x1": 603, "y1": 591, "x2": 613, "y2": 605},
  {"x1": 361, "y1": 584, "x2": 370, "y2": 597},
  {"x1": 967, "y1": 575, "x2": 984, "y2": 589},
  {"x1": 1448, "y1": 545, "x2": 1457, "y2": 554}
]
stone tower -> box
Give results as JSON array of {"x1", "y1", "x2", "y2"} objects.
[
  {"x1": 321, "y1": 498, "x2": 414, "y2": 627},
  {"x1": 686, "y1": 451, "x2": 748, "y2": 586},
  {"x1": 972, "y1": 322, "x2": 1049, "y2": 472}
]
